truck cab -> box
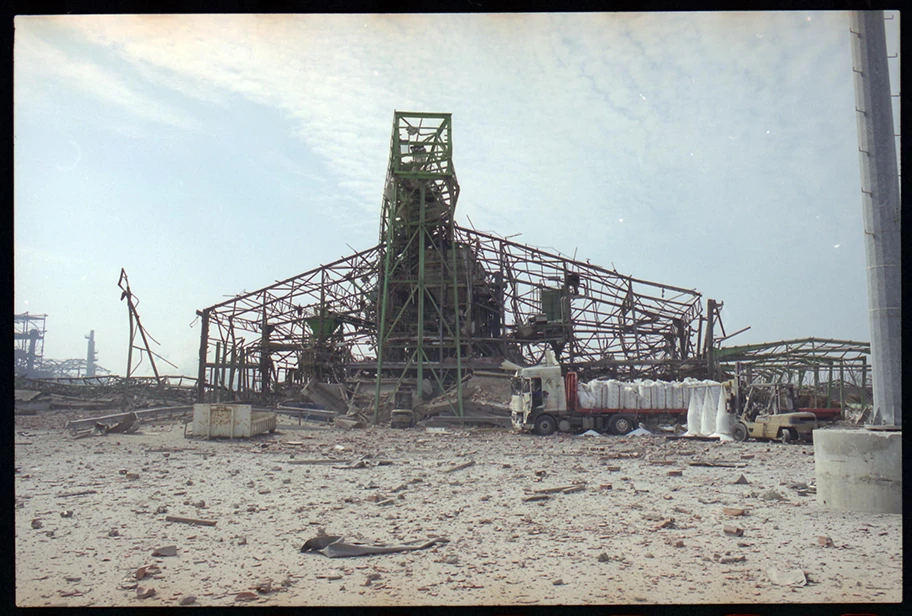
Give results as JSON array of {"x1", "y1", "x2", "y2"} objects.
[{"x1": 510, "y1": 350, "x2": 567, "y2": 435}]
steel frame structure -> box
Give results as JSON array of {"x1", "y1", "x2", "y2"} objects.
[
  {"x1": 15, "y1": 374, "x2": 197, "y2": 404},
  {"x1": 195, "y1": 245, "x2": 382, "y2": 402},
  {"x1": 717, "y1": 338, "x2": 872, "y2": 408},
  {"x1": 449, "y1": 226, "x2": 703, "y2": 373},
  {"x1": 375, "y1": 112, "x2": 465, "y2": 420},
  {"x1": 194, "y1": 112, "x2": 711, "y2": 414},
  {"x1": 14, "y1": 312, "x2": 47, "y2": 376}
]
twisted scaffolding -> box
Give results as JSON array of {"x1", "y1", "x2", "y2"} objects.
[
  {"x1": 118, "y1": 269, "x2": 178, "y2": 406},
  {"x1": 194, "y1": 112, "x2": 717, "y2": 418}
]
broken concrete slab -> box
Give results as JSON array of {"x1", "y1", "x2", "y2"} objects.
[
  {"x1": 151, "y1": 545, "x2": 178, "y2": 557},
  {"x1": 333, "y1": 416, "x2": 365, "y2": 431},
  {"x1": 768, "y1": 568, "x2": 807, "y2": 587}
]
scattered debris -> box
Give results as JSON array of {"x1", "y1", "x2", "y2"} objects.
[
  {"x1": 667, "y1": 469, "x2": 683, "y2": 477},
  {"x1": 723, "y1": 525, "x2": 744, "y2": 537},
  {"x1": 57, "y1": 490, "x2": 98, "y2": 499},
  {"x1": 733, "y1": 474, "x2": 750, "y2": 485},
  {"x1": 60, "y1": 510, "x2": 73, "y2": 518},
  {"x1": 522, "y1": 494, "x2": 550, "y2": 503},
  {"x1": 532, "y1": 483, "x2": 586, "y2": 495},
  {"x1": 301, "y1": 535, "x2": 448, "y2": 558},
  {"x1": 179, "y1": 595, "x2": 197, "y2": 605},
  {"x1": 723, "y1": 507, "x2": 746, "y2": 517},
  {"x1": 718, "y1": 555, "x2": 746, "y2": 564},
  {"x1": 333, "y1": 416, "x2": 365, "y2": 431},
  {"x1": 100, "y1": 412, "x2": 140, "y2": 435},
  {"x1": 818, "y1": 535, "x2": 835, "y2": 547},
  {"x1": 768, "y1": 568, "x2": 807, "y2": 587},
  {"x1": 31, "y1": 519, "x2": 42, "y2": 529},
  {"x1": 165, "y1": 516, "x2": 217, "y2": 527},
  {"x1": 135, "y1": 564, "x2": 161, "y2": 580},
  {"x1": 689, "y1": 461, "x2": 745, "y2": 468},
  {"x1": 552, "y1": 578, "x2": 564, "y2": 585},
  {"x1": 234, "y1": 591, "x2": 258, "y2": 601},
  {"x1": 598, "y1": 552, "x2": 610, "y2": 562},
  {"x1": 443, "y1": 460, "x2": 476, "y2": 474},
  {"x1": 761, "y1": 489, "x2": 786, "y2": 501},
  {"x1": 151, "y1": 545, "x2": 178, "y2": 557},
  {"x1": 136, "y1": 586, "x2": 156, "y2": 599}
]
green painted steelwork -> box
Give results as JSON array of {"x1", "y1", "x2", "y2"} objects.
[{"x1": 374, "y1": 112, "x2": 464, "y2": 422}]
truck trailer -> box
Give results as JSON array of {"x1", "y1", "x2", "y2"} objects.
[{"x1": 509, "y1": 350, "x2": 710, "y2": 436}]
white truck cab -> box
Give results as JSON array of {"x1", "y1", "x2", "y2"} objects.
[{"x1": 510, "y1": 349, "x2": 567, "y2": 434}]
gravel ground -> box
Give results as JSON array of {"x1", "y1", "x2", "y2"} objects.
[{"x1": 14, "y1": 412, "x2": 902, "y2": 607}]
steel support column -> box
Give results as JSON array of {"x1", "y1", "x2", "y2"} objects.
[{"x1": 850, "y1": 11, "x2": 902, "y2": 427}]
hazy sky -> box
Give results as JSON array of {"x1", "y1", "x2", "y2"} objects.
[{"x1": 14, "y1": 12, "x2": 901, "y2": 377}]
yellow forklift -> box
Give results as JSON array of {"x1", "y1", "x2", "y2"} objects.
[{"x1": 731, "y1": 382, "x2": 817, "y2": 443}]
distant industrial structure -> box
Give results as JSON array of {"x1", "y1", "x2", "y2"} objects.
[
  {"x1": 194, "y1": 112, "x2": 873, "y2": 420},
  {"x1": 14, "y1": 313, "x2": 108, "y2": 379},
  {"x1": 14, "y1": 312, "x2": 48, "y2": 377}
]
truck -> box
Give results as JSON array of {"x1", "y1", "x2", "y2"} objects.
[{"x1": 510, "y1": 350, "x2": 698, "y2": 436}]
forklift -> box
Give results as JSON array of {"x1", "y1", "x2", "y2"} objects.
[{"x1": 731, "y1": 382, "x2": 817, "y2": 443}]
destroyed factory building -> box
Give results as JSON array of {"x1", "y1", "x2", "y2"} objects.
[{"x1": 193, "y1": 112, "x2": 870, "y2": 420}]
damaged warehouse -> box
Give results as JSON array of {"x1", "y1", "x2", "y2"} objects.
[
  {"x1": 14, "y1": 11, "x2": 901, "y2": 609},
  {"x1": 195, "y1": 112, "x2": 714, "y2": 422}
]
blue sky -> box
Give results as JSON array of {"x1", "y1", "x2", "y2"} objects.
[{"x1": 14, "y1": 12, "x2": 901, "y2": 377}]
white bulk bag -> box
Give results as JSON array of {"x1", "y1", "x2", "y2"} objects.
[
  {"x1": 711, "y1": 385, "x2": 734, "y2": 441},
  {"x1": 701, "y1": 383, "x2": 719, "y2": 436},
  {"x1": 577, "y1": 382, "x2": 596, "y2": 409},
  {"x1": 621, "y1": 385, "x2": 639, "y2": 409},
  {"x1": 638, "y1": 380, "x2": 654, "y2": 409},
  {"x1": 684, "y1": 386, "x2": 705, "y2": 436},
  {"x1": 606, "y1": 380, "x2": 621, "y2": 408}
]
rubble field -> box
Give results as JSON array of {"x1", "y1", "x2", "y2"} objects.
[{"x1": 15, "y1": 411, "x2": 902, "y2": 607}]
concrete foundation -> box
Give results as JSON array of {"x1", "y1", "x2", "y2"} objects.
[{"x1": 814, "y1": 428, "x2": 902, "y2": 514}]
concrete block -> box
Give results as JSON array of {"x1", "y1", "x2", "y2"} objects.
[{"x1": 814, "y1": 428, "x2": 901, "y2": 514}]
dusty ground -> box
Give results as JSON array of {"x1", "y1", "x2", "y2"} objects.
[{"x1": 14, "y1": 411, "x2": 902, "y2": 607}]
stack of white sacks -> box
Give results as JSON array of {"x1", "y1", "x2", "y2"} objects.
[
  {"x1": 682, "y1": 381, "x2": 734, "y2": 440},
  {"x1": 577, "y1": 378, "x2": 702, "y2": 411},
  {"x1": 576, "y1": 376, "x2": 734, "y2": 439}
]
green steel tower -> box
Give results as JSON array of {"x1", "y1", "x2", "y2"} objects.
[{"x1": 374, "y1": 112, "x2": 465, "y2": 421}]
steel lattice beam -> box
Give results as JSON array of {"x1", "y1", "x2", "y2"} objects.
[{"x1": 195, "y1": 112, "x2": 714, "y2": 409}]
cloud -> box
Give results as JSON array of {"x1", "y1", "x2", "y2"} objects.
[
  {"x1": 16, "y1": 12, "x2": 878, "y2": 354},
  {"x1": 15, "y1": 20, "x2": 200, "y2": 133}
]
